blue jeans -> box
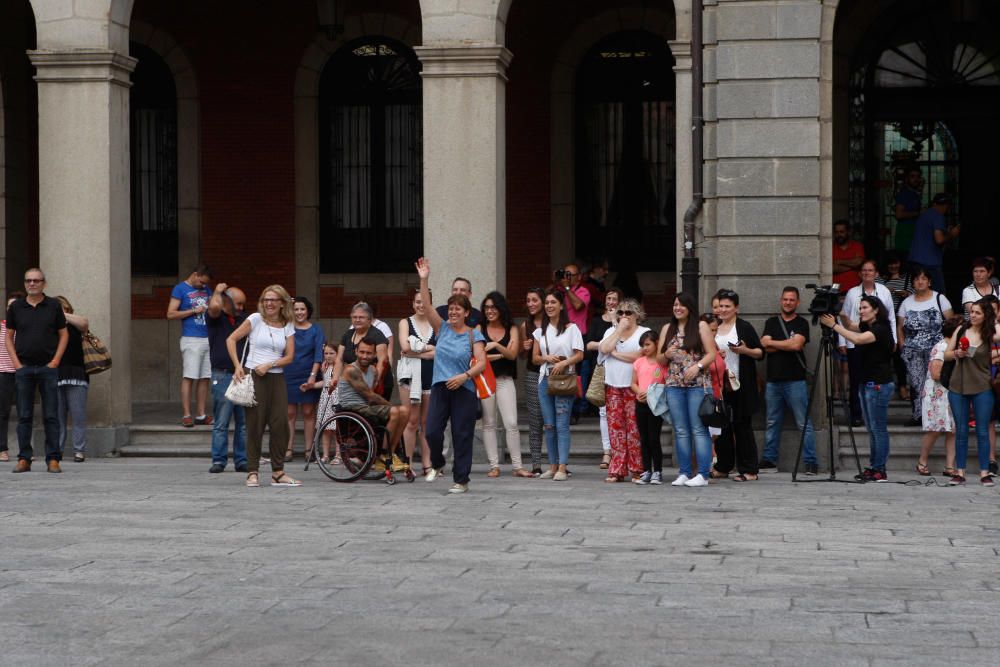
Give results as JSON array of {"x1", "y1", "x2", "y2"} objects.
[
  {"x1": 666, "y1": 386, "x2": 713, "y2": 478},
  {"x1": 763, "y1": 381, "x2": 817, "y2": 465},
  {"x1": 538, "y1": 375, "x2": 573, "y2": 465},
  {"x1": 860, "y1": 381, "x2": 894, "y2": 471},
  {"x1": 948, "y1": 389, "x2": 995, "y2": 473},
  {"x1": 15, "y1": 365, "x2": 61, "y2": 462},
  {"x1": 211, "y1": 369, "x2": 247, "y2": 467},
  {"x1": 57, "y1": 384, "x2": 88, "y2": 454}
]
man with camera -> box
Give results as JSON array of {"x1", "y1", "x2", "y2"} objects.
[{"x1": 759, "y1": 287, "x2": 818, "y2": 475}]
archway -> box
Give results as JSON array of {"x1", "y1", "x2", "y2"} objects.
[
  {"x1": 0, "y1": 0, "x2": 37, "y2": 296},
  {"x1": 833, "y1": 0, "x2": 1000, "y2": 302}
]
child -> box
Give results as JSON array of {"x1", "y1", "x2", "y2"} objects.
[
  {"x1": 631, "y1": 330, "x2": 667, "y2": 484},
  {"x1": 311, "y1": 341, "x2": 340, "y2": 464}
]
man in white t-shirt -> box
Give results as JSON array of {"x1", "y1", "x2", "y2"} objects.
[{"x1": 838, "y1": 259, "x2": 896, "y2": 425}]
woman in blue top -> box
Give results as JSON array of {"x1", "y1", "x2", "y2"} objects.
[
  {"x1": 416, "y1": 257, "x2": 487, "y2": 494},
  {"x1": 284, "y1": 297, "x2": 324, "y2": 462}
]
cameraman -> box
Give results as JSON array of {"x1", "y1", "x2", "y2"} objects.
[
  {"x1": 839, "y1": 259, "x2": 896, "y2": 426},
  {"x1": 821, "y1": 296, "x2": 895, "y2": 483}
]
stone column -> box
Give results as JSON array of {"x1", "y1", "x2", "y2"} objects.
[
  {"x1": 670, "y1": 41, "x2": 694, "y2": 292},
  {"x1": 29, "y1": 49, "x2": 135, "y2": 454},
  {"x1": 415, "y1": 45, "x2": 513, "y2": 301}
]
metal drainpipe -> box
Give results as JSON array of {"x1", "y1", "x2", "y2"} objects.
[{"x1": 680, "y1": 0, "x2": 704, "y2": 303}]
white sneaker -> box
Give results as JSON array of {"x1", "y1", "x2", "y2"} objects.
[
  {"x1": 425, "y1": 468, "x2": 441, "y2": 482},
  {"x1": 684, "y1": 474, "x2": 708, "y2": 487},
  {"x1": 539, "y1": 470, "x2": 555, "y2": 479},
  {"x1": 634, "y1": 471, "x2": 652, "y2": 485},
  {"x1": 671, "y1": 474, "x2": 690, "y2": 487},
  {"x1": 650, "y1": 472, "x2": 663, "y2": 485},
  {"x1": 553, "y1": 471, "x2": 568, "y2": 481},
  {"x1": 448, "y1": 483, "x2": 468, "y2": 494}
]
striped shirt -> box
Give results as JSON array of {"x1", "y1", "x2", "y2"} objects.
[{"x1": 0, "y1": 321, "x2": 14, "y2": 373}]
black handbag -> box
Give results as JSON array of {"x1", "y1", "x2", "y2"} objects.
[
  {"x1": 940, "y1": 325, "x2": 965, "y2": 391},
  {"x1": 698, "y1": 383, "x2": 730, "y2": 429}
]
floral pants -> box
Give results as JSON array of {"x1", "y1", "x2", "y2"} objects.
[
  {"x1": 902, "y1": 345, "x2": 932, "y2": 421},
  {"x1": 606, "y1": 386, "x2": 643, "y2": 478}
]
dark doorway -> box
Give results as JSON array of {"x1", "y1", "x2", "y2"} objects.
[
  {"x1": 843, "y1": 0, "x2": 1000, "y2": 303},
  {"x1": 575, "y1": 31, "x2": 676, "y2": 272}
]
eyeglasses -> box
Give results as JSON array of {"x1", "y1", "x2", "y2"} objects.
[
  {"x1": 24, "y1": 279, "x2": 44, "y2": 284},
  {"x1": 563, "y1": 272, "x2": 577, "y2": 278},
  {"x1": 483, "y1": 304, "x2": 498, "y2": 311},
  {"x1": 616, "y1": 310, "x2": 635, "y2": 317}
]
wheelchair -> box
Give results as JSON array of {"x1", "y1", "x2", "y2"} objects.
[{"x1": 304, "y1": 406, "x2": 415, "y2": 484}]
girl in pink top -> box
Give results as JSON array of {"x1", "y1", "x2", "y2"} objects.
[{"x1": 631, "y1": 330, "x2": 667, "y2": 484}]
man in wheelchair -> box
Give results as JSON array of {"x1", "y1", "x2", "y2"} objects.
[{"x1": 338, "y1": 337, "x2": 410, "y2": 477}]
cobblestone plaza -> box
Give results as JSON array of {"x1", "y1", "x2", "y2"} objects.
[{"x1": 3, "y1": 459, "x2": 999, "y2": 665}]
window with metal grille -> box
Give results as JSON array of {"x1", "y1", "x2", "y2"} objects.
[
  {"x1": 575, "y1": 31, "x2": 676, "y2": 271},
  {"x1": 129, "y1": 42, "x2": 178, "y2": 277},
  {"x1": 319, "y1": 37, "x2": 423, "y2": 273}
]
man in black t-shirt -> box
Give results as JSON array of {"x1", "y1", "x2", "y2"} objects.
[
  {"x1": 759, "y1": 287, "x2": 818, "y2": 474},
  {"x1": 5, "y1": 268, "x2": 68, "y2": 473}
]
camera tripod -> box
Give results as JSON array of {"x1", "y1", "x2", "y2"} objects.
[{"x1": 792, "y1": 325, "x2": 865, "y2": 483}]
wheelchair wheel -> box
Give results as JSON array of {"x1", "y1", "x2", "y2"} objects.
[{"x1": 314, "y1": 412, "x2": 377, "y2": 482}]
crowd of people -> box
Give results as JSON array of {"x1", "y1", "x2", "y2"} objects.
[{"x1": 5, "y1": 226, "x2": 998, "y2": 490}]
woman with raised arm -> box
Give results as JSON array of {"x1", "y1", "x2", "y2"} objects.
[
  {"x1": 227, "y1": 285, "x2": 299, "y2": 488},
  {"x1": 532, "y1": 289, "x2": 585, "y2": 481},
  {"x1": 480, "y1": 291, "x2": 532, "y2": 478},
  {"x1": 416, "y1": 257, "x2": 487, "y2": 494},
  {"x1": 519, "y1": 288, "x2": 547, "y2": 476},
  {"x1": 821, "y1": 296, "x2": 896, "y2": 483},
  {"x1": 657, "y1": 292, "x2": 718, "y2": 487}
]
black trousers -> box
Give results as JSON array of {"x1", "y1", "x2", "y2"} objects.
[
  {"x1": 715, "y1": 391, "x2": 758, "y2": 476},
  {"x1": 426, "y1": 383, "x2": 477, "y2": 485},
  {"x1": 635, "y1": 401, "x2": 663, "y2": 473}
]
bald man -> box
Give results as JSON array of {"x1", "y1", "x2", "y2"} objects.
[{"x1": 206, "y1": 282, "x2": 248, "y2": 473}]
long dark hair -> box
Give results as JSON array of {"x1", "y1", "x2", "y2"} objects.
[
  {"x1": 544, "y1": 288, "x2": 571, "y2": 335},
  {"x1": 525, "y1": 287, "x2": 546, "y2": 330},
  {"x1": 970, "y1": 297, "x2": 997, "y2": 342},
  {"x1": 480, "y1": 291, "x2": 513, "y2": 333},
  {"x1": 859, "y1": 295, "x2": 890, "y2": 330},
  {"x1": 661, "y1": 292, "x2": 703, "y2": 355}
]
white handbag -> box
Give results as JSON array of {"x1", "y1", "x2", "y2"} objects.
[{"x1": 224, "y1": 336, "x2": 257, "y2": 407}]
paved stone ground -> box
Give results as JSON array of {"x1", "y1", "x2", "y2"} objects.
[{"x1": 2, "y1": 459, "x2": 999, "y2": 666}]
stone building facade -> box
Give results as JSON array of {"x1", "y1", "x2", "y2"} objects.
[{"x1": 0, "y1": 0, "x2": 996, "y2": 446}]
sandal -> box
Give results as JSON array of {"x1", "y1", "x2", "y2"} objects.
[
  {"x1": 512, "y1": 468, "x2": 534, "y2": 478},
  {"x1": 245, "y1": 472, "x2": 259, "y2": 487},
  {"x1": 710, "y1": 469, "x2": 728, "y2": 479},
  {"x1": 487, "y1": 467, "x2": 500, "y2": 478},
  {"x1": 915, "y1": 462, "x2": 930, "y2": 476},
  {"x1": 732, "y1": 473, "x2": 758, "y2": 482},
  {"x1": 599, "y1": 453, "x2": 611, "y2": 469},
  {"x1": 0, "y1": 451, "x2": 8, "y2": 462},
  {"x1": 271, "y1": 472, "x2": 302, "y2": 487},
  {"x1": 304, "y1": 449, "x2": 314, "y2": 462},
  {"x1": 331, "y1": 456, "x2": 342, "y2": 465},
  {"x1": 942, "y1": 467, "x2": 958, "y2": 477},
  {"x1": 604, "y1": 475, "x2": 623, "y2": 483},
  {"x1": 320, "y1": 455, "x2": 330, "y2": 464}
]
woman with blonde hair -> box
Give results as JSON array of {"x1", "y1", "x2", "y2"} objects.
[
  {"x1": 597, "y1": 297, "x2": 649, "y2": 482},
  {"x1": 55, "y1": 296, "x2": 90, "y2": 462},
  {"x1": 227, "y1": 285, "x2": 299, "y2": 488}
]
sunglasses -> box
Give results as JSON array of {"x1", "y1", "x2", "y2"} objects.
[
  {"x1": 717, "y1": 290, "x2": 737, "y2": 299},
  {"x1": 616, "y1": 310, "x2": 635, "y2": 317}
]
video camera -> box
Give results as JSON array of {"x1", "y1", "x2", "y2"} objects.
[{"x1": 805, "y1": 283, "x2": 842, "y2": 326}]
